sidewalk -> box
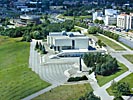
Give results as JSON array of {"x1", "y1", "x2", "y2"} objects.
[{"x1": 22, "y1": 84, "x2": 60, "y2": 100}]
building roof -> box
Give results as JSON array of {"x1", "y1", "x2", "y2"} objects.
[
  {"x1": 20, "y1": 15, "x2": 40, "y2": 20},
  {"x1": 119, "y1": 14, "x2": 128, "y2": 16},
  {"x1": 51, "y1": 35, "x2": 89, "y2": 40},
  {"x1": 52, "y1": 36, "x2": 70, "y2": 39},
  {"x1": 49, "y1": 31, "x2": 84, "y2": 37},
  {"x1": 105, "y1": 9, "x2": 117, "y2": 15},
  {"x1": 62, "y1": 49, "x2": 89, "y2": 53}
]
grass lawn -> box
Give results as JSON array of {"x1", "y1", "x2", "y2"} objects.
[
  {"x1": 94, "y1": 35, "x2": 126, "y2": 51},
  {"x1": 123, "y1": 54, "x2": 133, "y2": 64},
  {"x1": 96, "y1": 62, "x2": 128, "y2": 87},
  {"x1": 57, "y1": 14, "x2": 92, "y2": 20},
  {"x1": 0, "y1": 36, "x2": 50, "y2": 100},
  {"x1": 107, "y1": 73, "x2": 133, "y2": 95},
  {"x1": 33, "y1": 84, "x2": 93, "y2": 100}
]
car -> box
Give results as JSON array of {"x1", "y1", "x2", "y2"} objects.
[{"x1": 116, "y1": 29, "x2": 121, "y2": 32}]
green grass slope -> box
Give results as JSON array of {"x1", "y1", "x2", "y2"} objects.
[
  {"x1": 0, "y1": 36, "x2": 50, "y2": 100},
  {"x1": 33, "y1": 84, "x2": 93, "y2": 100}
]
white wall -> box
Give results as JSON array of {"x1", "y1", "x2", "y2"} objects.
[
  {"x1": 105, "y1": 15, "x2": 117, "y2": 25},
  {"x1": 105, "y1": 9, "x2": 117, "y2": 16},
  {"x1": 75, "y1": 39, "x2": 89, "y2": 49},
  {"x1": 117, "y1": 15, "x2": 126, "y2": 29},
  {"x1": 93, "y1": 11, "x2": 103, "y2": 21},
  {"x1": 54, "y1": 39, "x2": 72, "y2": 46}
]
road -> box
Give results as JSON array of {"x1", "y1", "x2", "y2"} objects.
[
  {"x1": 74, "y1": 26, "x2": 133, "y2": 100},
  {"x1": 24, "y1": 27, "x2": 133, "y2": 100}
]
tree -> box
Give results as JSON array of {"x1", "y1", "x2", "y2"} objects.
[
  {"x1": 35, "y1": 41, "x2": 39, "y2": 50},
  {"x1": 78, "y1": 96, "x2": 85, "y2": 100},
  {"x1": 113, "y1": 96, "x2": 124, "y2": 100},
  {"x1": 99, "y1": 20, "x2": 104, "y2": 24},
  {"x1": 26, "y1": 35, "x2": 32, "y2": 42},
  {"x1": 94, "y1": 19, "x2": 99, "y2": 23},
  {"x1": 83, "y1": 53, "x2": 119, "y2": 76},
  {"x1": 88, "y1": 27, "x2": 102, "y2": 34},
  {"x1": 41, "y1": 45, "x2": 47, "y2": 54},
  {"x1": 117, "y1": 82, "x2": 130, "y2": 95},
  {"x1": 94, "y1": 19, "x2": 104, "y2": 24},
  {"x1": 79, "y1": 91, "x2": 100, "y2": 100},
  {"x1": 32, "y1": 31, "x2": 41, "y2": 39},
  {"x1": 111, "y1": 81, "x2": 130, "y2": 97},
  {"x1": 39, "y1": 42, "x2": 42, "y2": 51}
]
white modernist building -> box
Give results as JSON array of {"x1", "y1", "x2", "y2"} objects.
[
  {"x1": 93, "y1": 9, "x2": 118, "y2": 25},
  {"x1": 104, "y1": 15, "x2": 117, "y2": 26},
  {"x1": 105, "y1": 9, "x2": 118, "y2": 16},
  {"x1": 92, "y1": 10, "x2": 103, "y2": 21},
  {"x1": 104, "y1": 9, "x2": 118, "y2": 25},
  {"x1": 47, "y1": 31, "x2": 89, "y2": 52},
  {"x1": 117, "y1": 13, "x2": 133, "y2": 30}
]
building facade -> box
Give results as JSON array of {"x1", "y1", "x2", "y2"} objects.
[
  {"x1": 92, "y1": 10, "x2": 103, "y2": 21},
  {"x1": 104, "y1": 15, "x2": 117, "y2": 26},
  {"x1": 117, "y1": 13, "x2": 133, "y2": 30},
  {"x1": 105, "y1": 9, "x2": 118, "y2": 16},
  {"x1": 47, "y1": 31, "x2": 89, "y2": 52},
  {"x1": 93, "y1": 9, "x2": 118, "y2": 25},
  {"x1": 20, "y1": 15, "x2": 41, "y2": 24},
  {"x1": 104, "y1": 9, "x2": 118, "y2": 25}
]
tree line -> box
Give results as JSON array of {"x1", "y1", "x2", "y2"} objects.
[
  {"x1": 63, "y1": 6, "x2": 93, "y2": 16},
  {"x1": 35, "y1": 41, "x2": 47, "y2": 54},
  {"x1": 83, "y1": 53, "x2": 119, "y2": 76},
  {"x1": 0, "y1": 20, "x2": 74, "y2": 42},
  {"x1": 75, "y1": 21, "x2": 89, "y2": 29},
  {"x1": 88, "y1": 26, "x2": 119, "y2": 41},
  {"x1": 94, "y1": 19, "x2": 104, "y2": 24}
]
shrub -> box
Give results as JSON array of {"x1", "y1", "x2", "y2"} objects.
[
  {"x1": 79, "y1": 91, "x2": 101, "y2": 100},
  {"x1": 67, "y1": 75, "x2": 88, "y2": 82},
  {"x1": 113, "y1": 97, "x2": 124, "y2": 100}
]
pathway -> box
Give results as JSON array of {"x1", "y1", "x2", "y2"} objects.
[
  {"x1": 22, "y1": 84, "x2": 59, "y2": 100},
  {"x1": 22, "y1": 40, "x2": 80, "y2": 100},
  {"x1": 76, "y1": 26, "x2": 133, "y2": 100},
  {"x1": 24, "y1": 27, "x2": 133, "y2": 100}
]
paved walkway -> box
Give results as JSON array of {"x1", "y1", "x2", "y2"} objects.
[
  {"x1": 41, "y1": 63, "x2": 72, "y2": 84},
  {"x1": 111, "y1": 53, "x2": 133, "y2": 72},
  {"x1": 92, "y1": 33, "x2": 133, "y2": 100},
  {"x1": 76, "y1": 26, "x2": 133, "y2": 100},
  {"x1": 22, "y1": 40, "x2": 80, "y2": 100},
  {"x1": 22, "y1": 84, "x2": 60, "y2": 100},
  {"x1": 23, "y1": 30, "x2": 133, "y2": 100}
]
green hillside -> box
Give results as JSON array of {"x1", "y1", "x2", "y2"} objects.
[{"x1": 0, "y1": 36, "x2": 50, "y2": 100}]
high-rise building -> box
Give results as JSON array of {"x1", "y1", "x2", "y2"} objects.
[
  {"x1": 104, "y1": 9, "x2": 118, "y2": 25},
  {"x1": 117, "y1": 13, "x2": 133, "y2": 30}
]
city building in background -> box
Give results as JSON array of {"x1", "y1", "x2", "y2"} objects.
[{"x1": 117, "y1": 13, "x2": 133, "y2": 30}]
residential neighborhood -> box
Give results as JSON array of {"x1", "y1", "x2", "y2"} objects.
[{"x1": 0, "y1": 0, "x2": 133, "y2": 100}]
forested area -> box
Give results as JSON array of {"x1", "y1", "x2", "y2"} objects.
[
  {"x1": 83, "y1": 53, "x2": 119, "y2": 76},
  {"x1": 0, "y1": 20, "x2": 74, "y2": 42},
  {"x1": 88, "y1": 26, "x2": 119, "y2": 41}
]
